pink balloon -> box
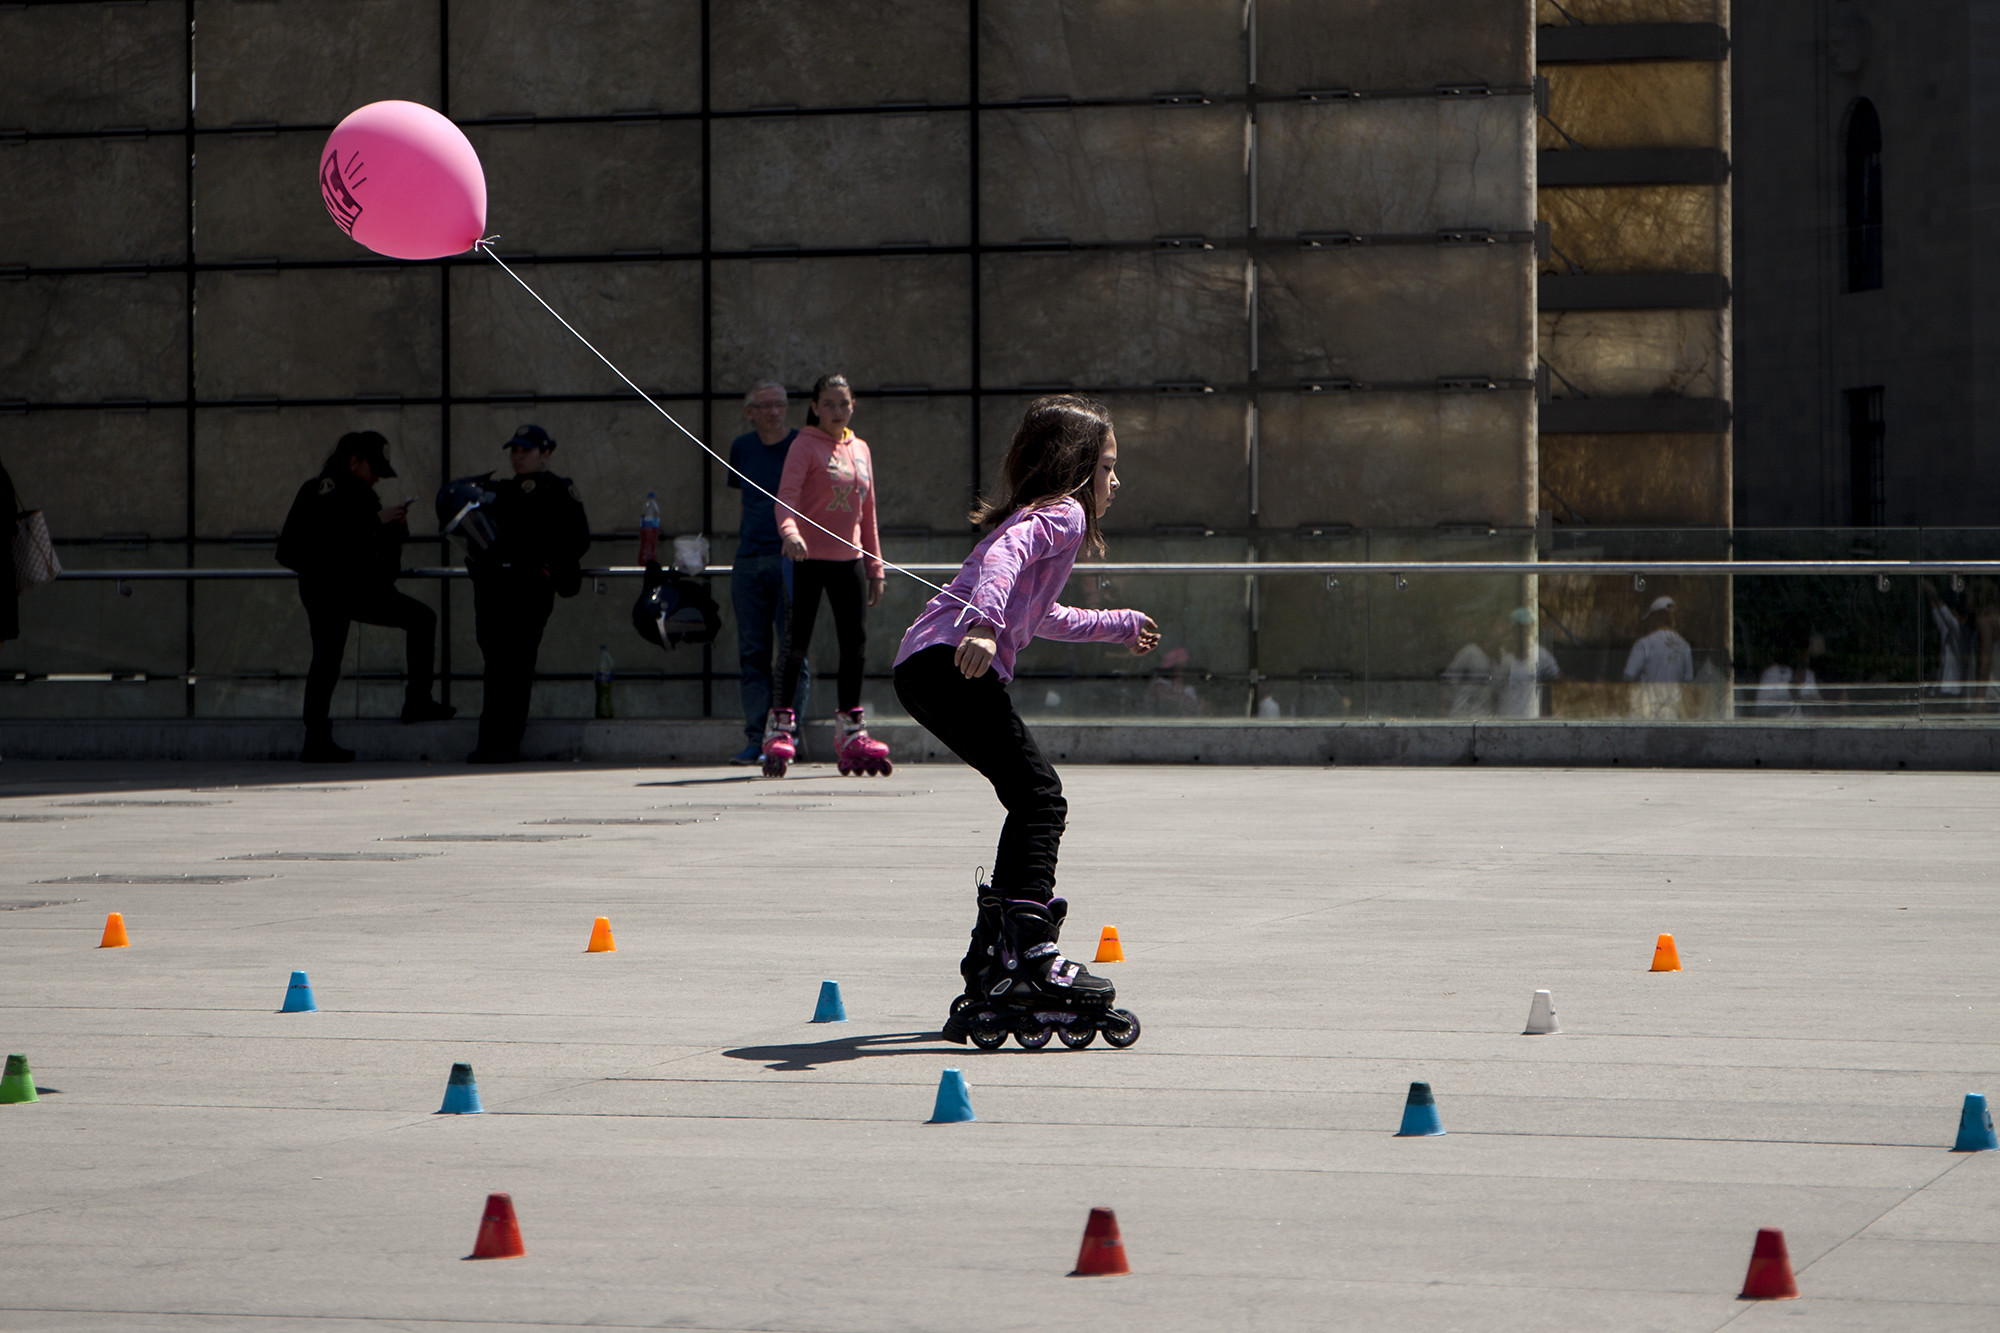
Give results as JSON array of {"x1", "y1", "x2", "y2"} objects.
[{"x1": 319, "y1": 100, "x2": 487, "y2": 261}]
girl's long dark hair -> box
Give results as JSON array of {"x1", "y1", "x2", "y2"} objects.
[
  {"x1": 803, "y1": 373, "x2": 851, "y2": 429},
  {"x1": 970, "y1": 394, "x2": 1113, "y2": 556}
]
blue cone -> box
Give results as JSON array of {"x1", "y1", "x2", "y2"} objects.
[
  {"x1": 438, "y1": 1061, "x2": 484, "y2": 1115},
  {"x1": 811, "y1": 979, "x2": 846, "y2": 1023},
  {"x1": 280, "y1": 970, "x2": 317, "y2": 1013},
  {"x1": 1953, "y1": 1092, "x2": 1997, "y2": 1151},
  {"x1": 1395, "y1": 1080, "x2": 1445, "y2": 1136},
  {"x1": 928, "y1": 1067, "x2": 975, "y2": 1123}
]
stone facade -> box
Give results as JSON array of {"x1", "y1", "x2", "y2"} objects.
[{"x1": 1, "y1": 1, "x2": 1549, "y2": 722}]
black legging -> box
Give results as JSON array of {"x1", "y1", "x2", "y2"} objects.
[
  {"x1": 301, "y1": 583, "x2": 437, "y2": 727},
  {"x1": 779, "y1": 558, "x2": 866, "y2": 712},
  {"x1": 893, "y1": 644, "x2": 1066, "y2": 901}
]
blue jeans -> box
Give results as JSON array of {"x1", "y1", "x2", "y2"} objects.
[{"x1": 733, "y1": 552, "x2": 809, "y2": 739}]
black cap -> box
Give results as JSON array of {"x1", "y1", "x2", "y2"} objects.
[
  {"x1": 333, "y1": 429, "x2": 397, "y2": 479},
  {"x1": 506, "y1": 423, "x2": 555, "y2": 452}
]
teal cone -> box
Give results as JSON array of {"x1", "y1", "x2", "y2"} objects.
[
  {"x1": 438, "y1": 1062, "x2": 484, "y2": 1114},
  {"x1": 928, "y1": 1068, "x2": 975, "y2": 1123},
  {"x1": 1395, "y1": 1080, "x2": 1445, "y2": 1136},
  {"x1": 1953, "y1": 1092, "x2": 1997, "y2": 1151},
  {"x1": 280, "y1": 970, "x2": 317, "y2": 1013}
]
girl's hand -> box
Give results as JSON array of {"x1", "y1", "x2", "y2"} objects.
[
  {"x1": 780, "y1": 531, "x2": 810, "y2": 562},
  {"x1": 1131, "y1": 615, "x2": 1161, "y2": 655},
  {"x1": 867, "y1": 577, "x2": 885, "y2": 608},
  {"x1": 955, "y1": 628, "x2": 998, "y2": 678}
]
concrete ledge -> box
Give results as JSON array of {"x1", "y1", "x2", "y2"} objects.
[{"x1": 3, "y1": 718, "x2": 1998, "y2": 770}]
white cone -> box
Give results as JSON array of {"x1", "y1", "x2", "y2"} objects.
[{"x1": 1523, "y1": 989, "x2": 1560, "y2": 1035}]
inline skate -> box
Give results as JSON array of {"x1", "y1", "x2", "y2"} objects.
[
  {"x1": 945, "y1": 894, "x2": 1140, "y2": 1051},
  {"x1": 759, "y1": 707, "x2": 797, "y2": 778},
  {"x1": 940, "y1": 881, "x2": 1003, "y2": 1044},
  {"x1": 835, "y1": 706, "x2": 893, "y2": 775}
]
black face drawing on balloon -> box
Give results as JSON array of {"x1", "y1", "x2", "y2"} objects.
[{"x1": 321, "y1": 150, "x2": 364, "y2": 235}]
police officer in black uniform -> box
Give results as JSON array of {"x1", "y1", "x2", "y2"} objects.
[
  {"x1": 467, "y1": 424, "x2": 591, "y2": 763},
  {"x1": 278, "y1": 430, "x2": 455, "y2": 764}
]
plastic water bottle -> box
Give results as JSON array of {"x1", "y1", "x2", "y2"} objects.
[
  {"x1": 638, "y1": 492, "x2": 661, "y2": 564},
  {"x1": 594, "y1": 645, "x2": 615, "y2": 719}
]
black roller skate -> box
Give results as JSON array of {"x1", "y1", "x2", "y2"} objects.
[
  {"x1": 940, "y1": 885, "x2": 1003, "y2": 1045},
  {"x1": 950, "y1": 896, "x2": 1141, "y2": 1051}
]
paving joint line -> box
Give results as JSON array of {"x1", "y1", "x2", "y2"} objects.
[{"x1": 1706, "y1": 1153, "x2": 1982, "y2": 1331}]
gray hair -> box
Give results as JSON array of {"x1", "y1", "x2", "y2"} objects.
[{"x1": 743, "y1": 379, "x2": 787, "y2": 405}]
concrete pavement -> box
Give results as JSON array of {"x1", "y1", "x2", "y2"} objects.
[{"x1": 1, "y1": 759, "x2": 1996, "y2": 1331}]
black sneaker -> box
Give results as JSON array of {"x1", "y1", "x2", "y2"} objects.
[
  {"x1": 401, "y1": 699, "x2": 458, "y2": 724},
  {"x1": 300, "y1": 738, "x2": 356, "y2": 764},
  {"x1": 465, "y1": 748, "x2": 519, "y2": 764}
]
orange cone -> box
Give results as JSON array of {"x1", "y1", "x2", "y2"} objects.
[
  {"x1": 98, "y1": 912, "x2": 130, "y2": 949},
  {"x1": 1738, "y1": 1227, "x2": 1799, "y2": 1299},
  {"x1": 1093, "y1": 925, "x2": 1124, "y2": 963},
  {"x1": 466, "y1": 1192, "x2": 525, "y2": 1260},
  {"x1": 1649, "y1": 932, "x2": 1681, "y2": 972},
  {"x1": 585, "y1": 917, "x2": 616, "y2": 953},
  {"x1": 1069, "y1": 1207, "x2": 1130, "y2": 1276}
]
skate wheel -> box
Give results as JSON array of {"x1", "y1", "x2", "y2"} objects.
[
  {"x1": 876, "y1": 760, "x2": 894, "y2": 776},
  {"x1": 1056, "y1": 1021, "x2": 1096, "y2": 1050},
  {"x1": 968, "y1": 1014, "x2": 1008, "y2": 1050},
  {"x1": 948, "y1": 994, "x2": 975, "y2": 1016},
  {"x1": 1101, "y1": 1008, "x2": 1141, "y2": 1049},
  {"x1": 1014, "y1": 1022, "x2": 1052, "y2": 1049}
]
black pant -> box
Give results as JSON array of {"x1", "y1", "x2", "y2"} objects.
[
  {"x1": 779, "y1": 558, "x2": 866, "y2": 713},
  {"x1": 302, "y1": 583, "x2": 437, "y2": 732},
  {"x1": 894, "y1": 644, "x2": 1066, "y2": 901},
  {"x1": 473, "y1": 575, "x2": 555, "y2": 758}
]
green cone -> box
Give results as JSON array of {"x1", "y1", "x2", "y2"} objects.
[{"x1": 0, "y1": 1053, "x2": 38, "y2": 1104}]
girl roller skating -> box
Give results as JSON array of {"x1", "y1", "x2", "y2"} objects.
[
  {"x1": 762, "y1": 373, "x2": 892, "y2": 777},
  {"x1": 892, "y1": 395, "x2": 1159, "y2": 1049}
]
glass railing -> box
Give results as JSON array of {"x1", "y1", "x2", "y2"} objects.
[{"x1": 8, "y1": 527, "x2": 2000, "y2": 723}]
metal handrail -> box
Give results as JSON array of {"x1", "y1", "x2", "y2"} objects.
[{"x1": 48, "y1": 560, "x2": 2000, "y2": 581}]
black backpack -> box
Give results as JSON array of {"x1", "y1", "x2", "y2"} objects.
[{"x1": 632, "y1": 560, "x2": 721, "y2": 649}]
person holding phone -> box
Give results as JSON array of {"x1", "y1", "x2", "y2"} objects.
[{"x1": 278, "y1": 430, "x2": 454, "y2": 763}]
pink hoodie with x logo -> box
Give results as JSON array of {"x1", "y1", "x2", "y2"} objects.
[{"x1": 774, "y1": 424, "x2": 884, "y2": 580}]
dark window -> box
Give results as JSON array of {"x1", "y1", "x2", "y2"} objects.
[
  {"x1": 1845, "y1": 99, "x2": 1883, "y2": 291},
  {"x1": 1847, "y1": 386, "x2": 1885, "y2": 526}
]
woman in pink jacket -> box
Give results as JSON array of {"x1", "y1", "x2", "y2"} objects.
[
  {"x1": 893, "y1": 395, "x2": 1160, "y2": 1049},
  {"x1": 762, "y1": 373, "x2": 890, "y2": 777}
]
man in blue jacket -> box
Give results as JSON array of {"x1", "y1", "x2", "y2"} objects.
[{"x1": 727, "y1": 380, "x2": 809, "y2": 762}]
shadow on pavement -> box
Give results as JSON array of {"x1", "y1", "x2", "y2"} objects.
[{"x1": 723, "y1": 1029, "x2": 977, "y2": 1070}]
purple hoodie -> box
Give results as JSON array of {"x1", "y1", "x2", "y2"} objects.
[{"x1": 894, "y1": 498, "x2": 1146, "y2": 682}]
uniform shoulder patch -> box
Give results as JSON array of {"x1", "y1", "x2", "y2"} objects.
[
  {"x1": 568, "y1": 484, "x2": 581, "y2": 502},
  {"x1": 317, "y1": 478, "x2": 336, "y2": 496},
  {"x1": 520, "y1": 478, "x2": 536, "y2": 494}
]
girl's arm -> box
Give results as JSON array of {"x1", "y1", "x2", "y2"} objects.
[
  {"x1": 1038, "y1": 604, "x2": 1158, "y2": 649},
  {"x1": 858, "y1": 444, "x2": 885, "y2": 598},
  {"x1": 957, "y1": 510, "x2": 1064, "y2": 631}
]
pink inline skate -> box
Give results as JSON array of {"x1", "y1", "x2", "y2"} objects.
[
  {"x1": 835, "y1": 706, "x2": 893, "y2": 776},
  {"x1": 760, "y1": 708, "x2": 798, "y2": 778}
]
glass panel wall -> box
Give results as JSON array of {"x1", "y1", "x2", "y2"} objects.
[{"x1": 10, "y1": 527, "x2": 2000, "y2": 723}]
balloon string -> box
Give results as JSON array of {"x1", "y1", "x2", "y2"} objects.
[{"x1": 474, "y1": 242, "x2": 973, "y2": 614}]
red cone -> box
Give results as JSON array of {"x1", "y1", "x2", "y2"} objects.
[
  {"x1": 1069, "y1": 1206, "x2": 1130, "y2": 1277},
  {"x1": 1738, "y1": 1227, "x2": 1799, "y2": 1299},
  {"x1": 466, "y1": 1192, "x2": 525, "y2": 1260}
]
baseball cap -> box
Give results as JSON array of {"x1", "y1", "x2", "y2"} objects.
[
  {"x1": 1647, "y1": 595, "x2": 1677, "y2": 615},
  {"x1": 506, "y1": 423, "x2": 555, "y2": 452},
  {"x1": 334, "y1": 429, "x2": 397, "y2": 479}
]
